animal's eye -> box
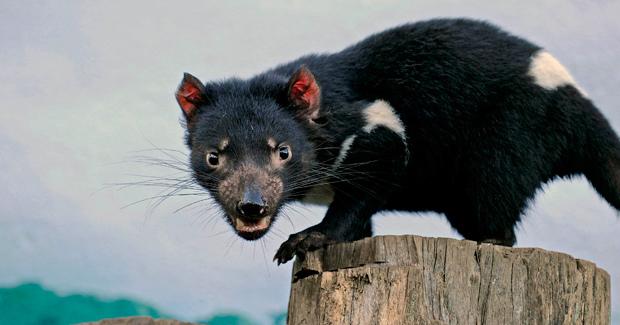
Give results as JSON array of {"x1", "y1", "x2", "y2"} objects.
[
  {"x1": 279, "y1": 147, "x2": 291, "y2": 161},
  {"x1": 206, "y1": 152, "x2": 220, "y2": 167}
]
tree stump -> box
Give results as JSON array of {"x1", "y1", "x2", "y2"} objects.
[{"x1": 287, "y1": 235, "x2": 611, "y2": 325}]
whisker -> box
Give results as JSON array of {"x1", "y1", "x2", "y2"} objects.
[
  {"x1": 174, "y1": 198, "x2": 214, "y2": 214},
  {"x1": 204, "y1": 229, "x2": 232, "y2": 238},
  {"x1": 260, "y1": 238, "x2": 271, "y2": 276},
  {"x1": 224, "y1": 236, "x2": 240, "y2": 258}
]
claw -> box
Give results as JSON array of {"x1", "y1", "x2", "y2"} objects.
[{"x1": 274, "y1": 231, "x2": 338, "y2": 266}]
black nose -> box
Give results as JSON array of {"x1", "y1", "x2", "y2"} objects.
[{"x1": 237, "y1": 189, "x2": 267, "y2": 218}]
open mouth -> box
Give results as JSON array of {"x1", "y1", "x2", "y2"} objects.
[{"x1": 231, "y1": 215, "x2": 272, "y2": 240}]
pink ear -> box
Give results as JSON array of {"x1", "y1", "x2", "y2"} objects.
[
  {"x1": 176, "y1": 73, "x2": 207, "y2": 118},
  {"x1": 287, "y1": 66, "x2": 321, "y2": 120}
]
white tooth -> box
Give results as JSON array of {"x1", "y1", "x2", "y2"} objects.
[
  {"x1": 258, "y1": 217, "x2": 268, "y2": 227},
  {"x1": 237, "y1": 218, "x2": 245, "y2": 228}
]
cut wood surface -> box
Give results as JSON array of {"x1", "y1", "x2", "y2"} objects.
[{"x1": 288, "y1": 235, "x2": 611, "y2": 325}]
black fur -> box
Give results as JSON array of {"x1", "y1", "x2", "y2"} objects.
[{"x1": 175, "y1": 18, "x2": 620, "y2": 265}]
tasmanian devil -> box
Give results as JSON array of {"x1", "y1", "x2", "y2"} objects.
[{"x1": 174, "y1": 18, "x2": 620, "y2": 265}]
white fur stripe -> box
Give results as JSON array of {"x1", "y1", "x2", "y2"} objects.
[
  {"x1": 362, "y1": 100, "x2": 409, "y2": 166},
  {"x1": 333, "y1": 134, "x2": 357, "y2": 168},
  {"x1": 362, "y1": 100, "x2": 406, "y2": 135},
  {"x1": 527, "y1": 51, "x2": 587, "y2": 96}
]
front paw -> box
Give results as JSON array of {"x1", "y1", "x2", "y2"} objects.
[{"x1": 273, "y1": 231, "x2": 338, "y2": 265}]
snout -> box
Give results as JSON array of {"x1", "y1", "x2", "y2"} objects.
[
  {"x1": 217, "y1": 165, "x2": 284, "y2": 240},
  {"x1": 231, "y1": 188, "x2": 273, "y2": 240},
  {"x1": 236, "y1": 188, "x2": 268, "y2": 218}
]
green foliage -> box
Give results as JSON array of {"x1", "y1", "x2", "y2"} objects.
[
  {"x1": 197, "y1": 313, "x2": 260, "y2": 325},
  {"x1": 0, "y1": 283, "x2": 164, "y2": 325},
  {"x1": 270, "y1": 311, "x2": 286, "y2": 325},
  {"x1": 0, "y1": 283, "x2": 286, "y2": 325}
]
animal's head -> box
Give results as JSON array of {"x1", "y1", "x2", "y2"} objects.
[{"x1": 175, "y1": 66, "x2": 324, "y2": 240}]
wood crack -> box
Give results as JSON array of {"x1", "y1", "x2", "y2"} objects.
[{"x1": 286, "y1": 235, "x2": 611, "y2": 325}]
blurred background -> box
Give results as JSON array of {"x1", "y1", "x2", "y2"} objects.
[{"x1": 1, "y1": 0, "x2": 619, "y2": 324}]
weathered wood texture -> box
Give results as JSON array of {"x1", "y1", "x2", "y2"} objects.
[{"x1": 287, "y1": 235, "x2": 611, "y2": 325}]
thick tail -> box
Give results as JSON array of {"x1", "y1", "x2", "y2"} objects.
[{"x1": 577, "y1": 98, "x2": 620, "y2": 211}]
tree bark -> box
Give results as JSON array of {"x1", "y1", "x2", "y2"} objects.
[{"x1": 287, "y1": 235, "x2": 611, "y2": 325}]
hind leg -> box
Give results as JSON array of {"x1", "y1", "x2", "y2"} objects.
[
  {"x1": 481, "y1": 231, "x2": 516, "y2": 246},
  {"x1": 445, "y1": 207, "x2": 518, "y2": 246},
  {"x1": 445, "y1": 142, "x2": 541, "y2": 246},
  {"x1": 446, "y1": 208, "x2": 519, "y2": 246},
  {"x1": 445, "y1": 202, "x2": 519, "y2": 246}
]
